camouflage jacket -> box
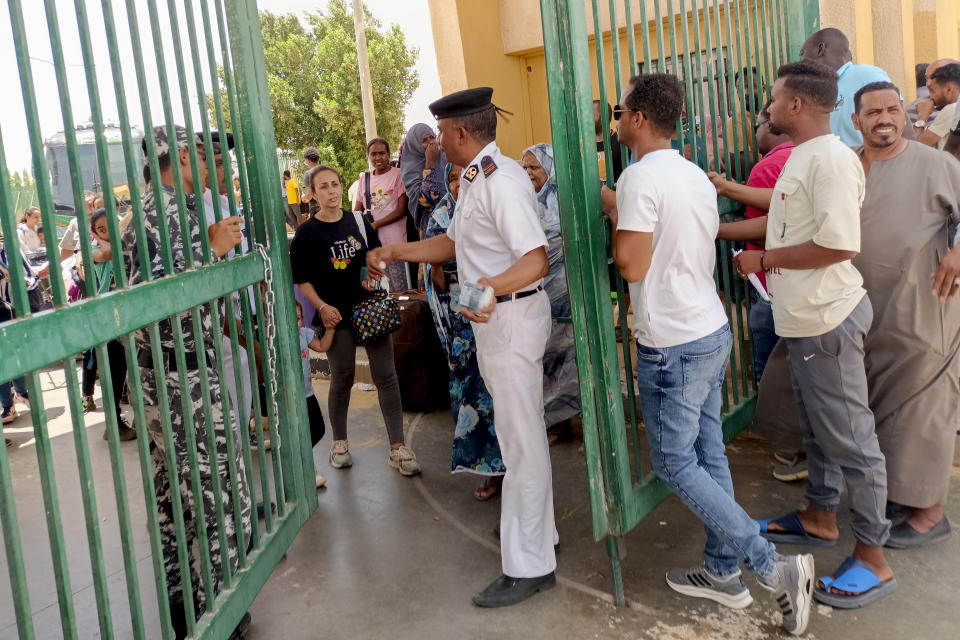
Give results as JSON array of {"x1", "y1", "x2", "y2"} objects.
[{"x1": 122, "y1": 184, "x2": 218, "y2": 358}]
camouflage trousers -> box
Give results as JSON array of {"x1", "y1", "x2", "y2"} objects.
[{"x1": 143, "y1": 364, "x2": 253, "y2": 614}]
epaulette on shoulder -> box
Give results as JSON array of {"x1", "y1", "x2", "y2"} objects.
[{"x1": 480, "y1": 155, "x2": 498, "y2": 178}]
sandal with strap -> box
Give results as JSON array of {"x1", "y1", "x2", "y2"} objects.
[
  {"x1": 813, "y1": 556, "x2": 898, "y2": 609},
  {"x1": 758, "y1": 511, "x2": 837, "y2": 547},
  {"x1": 474, "y1": 477, "x2": 502, "y2": 501}
]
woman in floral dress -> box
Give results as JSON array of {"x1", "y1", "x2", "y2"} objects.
[{"x1": 423, "y1": 164, "x2": 504, "y2": 500}]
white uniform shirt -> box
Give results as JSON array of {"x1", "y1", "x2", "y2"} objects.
[
  {"x1": 616, "y1": 149, "x2": 728, "y2": 348},
  {"x1": 446, "y1": 141, "x2": 547, "y2": 288},
  {"x1": 764, "y1": 135, "x2": 866, "y2": 337}
]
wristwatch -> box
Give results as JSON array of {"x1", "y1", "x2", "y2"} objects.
[{"x1": 914, "y1": 119, "x2": 927, "y2": 128}]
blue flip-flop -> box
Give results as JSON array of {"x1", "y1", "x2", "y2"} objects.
[
  {"x1": 814, "y1": 556, "x2": 898, "y2": 609},
  {"x1": 757, "y1": 512, "x2": 837, "y2": 547}
]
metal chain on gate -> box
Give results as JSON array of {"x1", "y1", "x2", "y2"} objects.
[{"x1": 255, "y1": 243, "x2": 281, "y2": 450}]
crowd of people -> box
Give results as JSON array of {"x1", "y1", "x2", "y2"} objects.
[
  {"x1": 597, "y1": 27, "x2": 960, "y2": 636},
  {"x1": 284, "y1": 108, "x2": 583, "y2": 502},
  {"x1": 3, "y1": 20, "x2": 960, "y2": 638}
]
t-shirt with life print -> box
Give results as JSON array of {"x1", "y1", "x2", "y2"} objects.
[{"x1": 290, "y1": 210, "x2": 381, "y2": 330}]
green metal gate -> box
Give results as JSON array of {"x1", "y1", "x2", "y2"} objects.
[
  {"x1": 538, "y1": 0, "x2": 818, "y2": 604},
  {"x1": 0, "y1": 1, "x2": 315, "y2": 638}
]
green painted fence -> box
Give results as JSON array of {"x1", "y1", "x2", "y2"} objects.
[
  {"x1": 538, "y1": 0, "x2": 818, "y2": 604},
  {"x1": 0, "y1": 1, "x2": 316, "y2": 638},
  {"x1": 8, "y1": 186, "x2": 38, "y2": 217}
]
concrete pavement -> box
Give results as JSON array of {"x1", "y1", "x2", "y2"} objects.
[{"x1": 2, "y1": 366, "x2": 958, "y2": 639}]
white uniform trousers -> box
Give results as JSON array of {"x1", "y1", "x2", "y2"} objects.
[
  {"x1": 474, "y1": 290, "x2": 558, "y2": 578},
  {"x1": 221, "y1": 337, "x2": 251, "y2": 439}
]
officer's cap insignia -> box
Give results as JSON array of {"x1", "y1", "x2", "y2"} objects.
[
  {"x1": 464, "y1": 165, "x2": 479, "y2": 182},
  {"x1": 481, "y1": 156, "x2": 498, "y2": 177}
]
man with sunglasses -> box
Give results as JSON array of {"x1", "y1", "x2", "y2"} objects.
[{"x1": 608, "y1": 73, "x2": 813, "y2": 636}]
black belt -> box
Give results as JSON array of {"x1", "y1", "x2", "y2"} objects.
[
  {"x1": 137, "y1": 348, "x2": 207, "y2": 372},
  {"x1": 495, "y1": 285, "x2": 543, "y2": 304}
]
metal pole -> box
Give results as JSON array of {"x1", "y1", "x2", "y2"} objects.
[{"x1": 352, "y1": 0, "x2": 377, "y2": 143}]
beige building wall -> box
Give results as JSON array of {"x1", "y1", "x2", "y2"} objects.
[
  {"x1": 912, "y1": 0, "x2": 960, "y2": 67},
  {"x1": 427, "y1": 0, "x2": 535, "y2": 157},
  {"x1": 818, "y1": 0, "x2": 959, "y2": 101},
  {"x1": 870, "y1": 0, "x2": 916, "y2": 100}
]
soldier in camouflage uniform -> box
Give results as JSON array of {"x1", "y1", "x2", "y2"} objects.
[{"x1": 122, "y1": 125, "x2": 252, "y2": 637}]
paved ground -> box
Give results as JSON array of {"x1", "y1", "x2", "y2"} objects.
[{"x1": 2, "y1": 366, "x2": 959, "y2": 639}]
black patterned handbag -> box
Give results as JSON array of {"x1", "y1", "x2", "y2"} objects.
[
  {"x1": 351, "y1": 288, "x2": 401, "y2": 344},
  {"x1": 349, "y1": 210, "x2": 401, "y2": 343}
]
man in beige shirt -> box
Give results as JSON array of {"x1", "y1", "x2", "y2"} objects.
[{"x1": 722, "y1": 60, "x2": 895, "y2": 610}]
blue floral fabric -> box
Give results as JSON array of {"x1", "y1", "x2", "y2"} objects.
[{"x1": 423, "y1": 195, "x2": 504, "y2": 475}]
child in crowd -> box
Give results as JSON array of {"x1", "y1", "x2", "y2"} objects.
[{"x1": 297, "y1": 299, "x2": 334, "y2": 488}]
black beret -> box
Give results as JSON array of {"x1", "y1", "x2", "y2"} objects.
[
  {"x1": 200, "y1": 130, "x2": 235, "y2": 153},
  {"x1": 429, "y1": 87, "x2": 495, "y2": 119}
]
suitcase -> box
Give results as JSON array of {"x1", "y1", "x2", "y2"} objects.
[{"x1": 390, "y1": 289, "x2": 450, "y2": 412}]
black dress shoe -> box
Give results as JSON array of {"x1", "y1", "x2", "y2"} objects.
[
  {"x1": 227, "y1": 612, "x2": 252, "y2": 639},
  {"x1": 472, "y1": 572, "x2": 556, "y2": 607},
  {"x1": 256, "y1": 501, "x2": 277, "y2": 519}
]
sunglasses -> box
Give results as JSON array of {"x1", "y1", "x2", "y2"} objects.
[
  {"x1": 754, "y1": 119, "x2": 769, "y2": 131},
  {"x1": 612, "y1": 105, "x2": 641, "y2": 121}
]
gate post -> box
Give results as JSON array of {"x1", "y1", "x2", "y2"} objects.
[
  {"x1": 539, "y1": 0, "x2": 630, "y2": 601},
  {"x1": 783, "y1": 0, "x2": 821, "y2": 59}
]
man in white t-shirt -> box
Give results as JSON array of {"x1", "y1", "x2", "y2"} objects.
[
  {"x1": 731, "y1": 60, "x2": 895, "y2": 610},
  {"x1": 608, "y1": 73, "x2": 812, "y2": 636},
  {"x1": 368, "y1": 87, "x2": 557, "y2": 609}
]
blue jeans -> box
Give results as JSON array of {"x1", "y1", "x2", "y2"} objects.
[
  {"x1": 748, "y1": 296, "x2": 777, "y2": 382},
  {"x1": 636, "y1": 324, "x2": 775, "y2": 578},
  {"x1": 0, "y1": 377, "x2": 27, "y2": 409}
]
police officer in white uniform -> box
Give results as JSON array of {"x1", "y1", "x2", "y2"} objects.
[{"x1": 368, "y1": 87, "x2": 558, "y2": 607}]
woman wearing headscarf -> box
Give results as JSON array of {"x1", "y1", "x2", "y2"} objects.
[
  {"x1": 400, "y1": 123, "x2": 448, "y2": 234},
  {"x1": 521, "y1": 144, "x2": 581, "y2": 440},
  {"x1": 423, "y1": 163, "x2": 505, "y2": 500}
]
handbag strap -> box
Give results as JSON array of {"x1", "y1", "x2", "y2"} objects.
[
  {"x1": 364, "y1": 171, "x2": 372, "y2": 212},
  {"x1": 351, "y1": 210, "x2": 368, "y2": 247}
]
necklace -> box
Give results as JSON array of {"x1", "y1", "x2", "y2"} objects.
[{"x1": 316, "y1": 209, "x2": 343, "y2": 223}]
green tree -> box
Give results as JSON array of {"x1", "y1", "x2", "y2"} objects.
[{"x1": 210, "y1": 0, "x2": 419, "y2": 188}]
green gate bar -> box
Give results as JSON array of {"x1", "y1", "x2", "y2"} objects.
[
  {"x1": 540, "y1": 0, "x2": 819, "y2": 605},
  {"x1": 0, "y1": 0, "x2": 317, "y2": 638},
  {"x1": 0, "y1": 129, "x2": 38, "y2": 640}
]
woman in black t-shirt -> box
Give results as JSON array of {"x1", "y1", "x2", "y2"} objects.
[{"x1": 290, "y1": 165, "x2": 420, "y2": 477}]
